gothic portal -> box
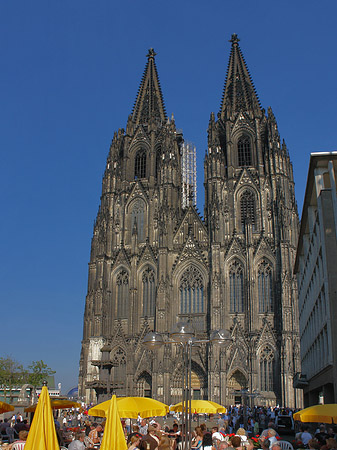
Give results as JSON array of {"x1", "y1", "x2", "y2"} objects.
[{"x1": 79, "y1": 36, "x2": 302, "y2": 408}]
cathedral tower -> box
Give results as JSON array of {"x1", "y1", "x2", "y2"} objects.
[
  {"x1": 79, "y1": 37, "x2": 302, "y2": 408},
  {"x1": 204, "y1": 34, "x2": 301, "y2": 406}
]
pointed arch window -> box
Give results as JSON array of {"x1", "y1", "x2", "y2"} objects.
[
  {"x1": 116, "y1": 270, "x2": 129, "y2": 319},
  {"x1": 135, "y1": 149, "x2": 146, "y2": 179},
  {"x1": 155, "y1": 146, "x2": 162, "y2": 177},
  {"x1": 111, "y1": 347, "x2": 126, "y2": 388},
  {"x1": 142, "y1": 267, "x2": 155, "y2": 317},
  {"x1": 179, "y1": 266, "x2": 204, "y2": 314},
  {"x1": 259, "y1": 346, "x2": 275, "y2": 392},
  {"x1": 240, "y1": 190, "x2": 256, "y2": 230},
  {"x1": 229, "y1": 261, "x2": 244, "y2": 313},
  {"x1": 131, "y1": 199, "x2": 145, "y2": 242},
  {"x1": 258, "y1": 261, "x2": 273, "y2": 313},
  {"x1": 238, "y1": 137, "x2": 252, "y2": 166}
]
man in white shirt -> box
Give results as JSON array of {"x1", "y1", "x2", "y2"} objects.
[{"x1": 68, "y1": 431, "x2": 86, "y2": 450}]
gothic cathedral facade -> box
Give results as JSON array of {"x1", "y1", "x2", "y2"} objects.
[{"x1": 79, "y1": 35, "x2": 302, "y2": 408}]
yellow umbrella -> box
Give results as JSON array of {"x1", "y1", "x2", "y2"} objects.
[
  {"x1": 293, "y1": 404, "x2": 337, "y2": 424},
  {"x1": 25, "y1": 398, "x2": 81, "y2": 412},
  {"x1": 24, "y1": 385, "x2": 60, "y2": 450},
  {"x1": 0, "y1": 401, "x2": 15, "y2": 414},
  {"x1": 170, "y1": 399, "x2": 226, "y2": 414},
  {"x1": 100, "y1": 395, "x2": 127, "y2": 450},
  {"x1": 89, "y1": 396, "x2": 169, "y2": 418}
]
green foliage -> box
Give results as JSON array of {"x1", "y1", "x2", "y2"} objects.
[
  {"x1": 27, "y1": 360, "x2": 56, "y2": 388},
  {"x1": 0, "y1": 356, "x2": 56, "y2": 395},
  {"x1": 0, "y1": 356, "x2": 26, "y2": 400}
]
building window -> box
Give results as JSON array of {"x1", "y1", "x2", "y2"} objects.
[
  {"x1": 131, "y1": 199, "x2": 145, "y2": 242},
  {"x1": 258, "y1": 261, "x2": 273, "y2": 313},
  {"x1": 116, "y1": 270, "x2": 129, "y2": 319},
  {"x1": 111, "y1": 347, "x2": 126, "y2": 388},
  {"x1": 179, "y1": 266, "x2": 204, "y2": 314},
  {"x1": 229, "y1": 261, "x2": 244, "y2": 312},
  {"x1": 240, "y1": 190, "x2": 256, "y2": 230},
  {"x1": 135, "y1": 150, "x2": 146, "y2": 179},
  {"x1": 155, "y1": 146, "x2": 161, "y2": 176},
  {"x1": 259, "y1": 346, "x2": 274, "y2": 392},
  {"x1": 142, "y1": 267, "x2": 155, "y2": 317},
  {"x1": 238, "y1": 137, "x2": 252, "y2": 166}
]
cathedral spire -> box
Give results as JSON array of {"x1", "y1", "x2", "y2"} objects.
[
  {"x1": 131, "y1": 48, "x2": 167, "y2": 126},
  {"x1": 220, "y1": 34, "x2": 262, "y2": 118}
]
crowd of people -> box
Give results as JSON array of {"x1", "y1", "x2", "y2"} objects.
[{"x1": 0, "y1": 405, "x2": 337, "y2": 450}]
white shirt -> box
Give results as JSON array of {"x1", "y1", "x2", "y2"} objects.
[{"x1": 68, "y1": 440, "x2": 85, "y2": 450}]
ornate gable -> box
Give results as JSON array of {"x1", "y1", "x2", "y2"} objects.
[
  {"x1": 173, "y1": 206, "x2": 208, "y2": 246},
  {"x1": 126, "y1": 180, "x2": 149, "y2": 206},
  {"x1": 234, "y1": 168, "x2": 259, "y2": 193},
  {"x1": 112, "y1": 246, "x2": 131, "y2": 270},
  {"x1": 110, "y1": 321, "x2": 128, "y2": 349},
  {"x1": 256, "y1": 317, "x2": 277, "y2": 349},
  {"x1": 137, "y1": 242, "x2": 157, "y2": 267},
  {"x1": 231, "y1": 112, "x2": 255, "y2": 137},
  {"x1": 254, "y1": 236, "x2": 275, "y2": 261},
  {"x1": 128, "y1": 125, "x2": 150, "y2": 151},
  {"x1": 225, "y1": 236, "x2": 245, "y2": 259},
  {"x1": 172, "y1": 233, "x2": 208, "y2": 272}
]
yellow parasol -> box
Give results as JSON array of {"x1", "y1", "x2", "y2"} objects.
[
  {"x1": 24, "y1": 385, "x2": 60, "y2": 450},
  {"x1": 293, "y1": 404, "x2": 337, "y2": 424},
  {"x1": 100, "y1": 394, "x2": 127, "y2": 450},
  {"x1": 88, "y1": 396, "x2": 169, "y2": 418},
  {"x1": 0, "y1": 401, "x2": 15, "y2": 414},
  {"x1": 170, "y1": 399, "x2": 226, "y2": 414},
  {"x1": 24, "y1": 398, "x2": 81, "y2": 412}
]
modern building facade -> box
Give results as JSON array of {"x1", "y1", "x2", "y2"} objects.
[
  {"x1": 79, "y1": 35, "x2": 302, "y2": 408},
  {"x1": 294, "y1": 152, "x2": 337, "y2": 406}
]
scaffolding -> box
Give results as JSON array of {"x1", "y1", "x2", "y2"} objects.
[{"x1": 181, "y1": 142, "x2": 197, "y2": 208}]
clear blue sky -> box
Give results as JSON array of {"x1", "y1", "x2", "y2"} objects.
[{"x1": 1, "y1": 0, "x2": 336, "y2": 395}]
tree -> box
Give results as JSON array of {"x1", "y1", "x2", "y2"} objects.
[
  {"x1": 27, "y1": 360, "x2": 56, "y2": 388},
  {"x1": 0, "y1": 356, "x2": 26, "y2": 401}
]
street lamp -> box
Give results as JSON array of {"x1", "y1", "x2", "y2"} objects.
[{"x1": 143, "y1": 323, "x2": 232, "y2": 450}]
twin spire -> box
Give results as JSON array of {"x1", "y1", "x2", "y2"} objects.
[
  {"x1": 131, "y1": 48, "x2": 167, "y2": 126},
  {"x1": 131, "y1": 35, "x2": 262, "y2": 127},
  {"x1": 220, "y1": 34, "x2": 262, "y2": 118}
]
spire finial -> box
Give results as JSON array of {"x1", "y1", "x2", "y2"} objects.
[
  {"x1": 229, "y1": 33, "x2": 240, "y2": 45},
  {"x1": 147, "y1": 48, "x2": 157, "y2": 59}
]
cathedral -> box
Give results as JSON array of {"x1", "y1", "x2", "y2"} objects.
[{"x1": 79, "y1": 35, "x2": 302, "y2": 408}]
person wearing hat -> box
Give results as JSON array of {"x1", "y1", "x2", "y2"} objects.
[{"x1": 139, "y1": 424, "x2": 160, "y2": 450}]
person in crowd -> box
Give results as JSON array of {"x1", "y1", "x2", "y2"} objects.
[
  {"x1": 191, "y1": 426, "x2": 203, "y2": 449},
  {"x1": 158, "y1": 434, "x2": 171, "y2": 450},
  {"x1": 11, "y1": 430, "x2": 28, "y2": 450},
  {"x1": 167, "y1": 422, "x2": 181, "y2": 447},
  {"x1": 68, "y1": 431, "x2": 86, "y2": 450},
  {"x1": 315, "y1": 425, "x2": 329, "y2": 446},
  {"x1": 88, "y1": 423, "x2": 103, "y2": 445},
  {"x1": 267, "y1": 429, "x2": 278, "y2": 448},
  {"x1": 322, "y1": 438, "x2": 337, "y2": 450},
  {"x1": 128, "y1": 435, "x2": 141, "y2": 450},
  {"x1": 230, "y1": 436, "x2": 244, "y2": 450},
  {"x1": 236, "y1": 428, "x2": 247, "y2": 442},
  {"x1": 14, "y1": 419, "x2": 26, "y2": 437},
  {"x1": 270, "y1": 444, "x2": 281, "y2": 450},
  {"x1": 202, "y1": 432, "x2": 216, "y2": 450},
  {"x1": 139, "y1": 419, "x2": 148, "y2": 436},
  {"x1": 139, "y1": 424, "x2": 161, "y2": 450},
  {"x1": 308, "y1": 439, "x2": 321, "y2": 450},
  {"x1": 84, "y1": 420, "x2": 91, "y2": 436},
  {"x1": 301, "y1": 426, "x2": 313, "y2": 447},
  {"x1": 218, "y1": 442, "x2": 229, "y2": 450}
]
